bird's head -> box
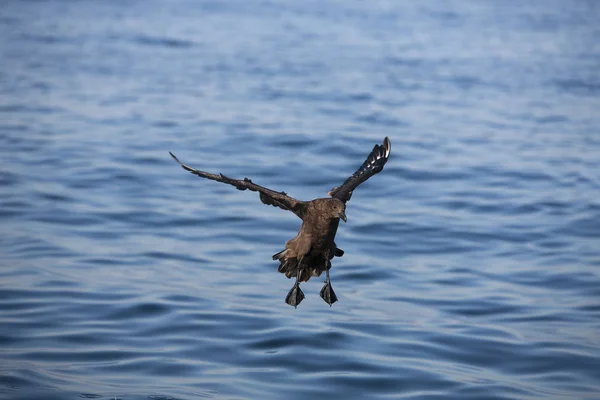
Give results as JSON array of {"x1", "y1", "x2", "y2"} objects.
[{"x1": 330, "y1": 198, "x2": 347, "y2": 223}]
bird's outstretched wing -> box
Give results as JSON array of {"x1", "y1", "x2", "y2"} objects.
[
  {"x1": 170, "y1": 152, "x2": 307, "y2": 219},
  {"x1": 327, "y1": 137, "x2": 391, "y2": 203}
]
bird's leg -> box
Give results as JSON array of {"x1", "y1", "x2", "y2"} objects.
[
  {"x1": 320, "y1": 254, "x2": 338, "y2": 306},
  {"x1": 285, "y1": 261, "x2": 305, "y2": 308}
]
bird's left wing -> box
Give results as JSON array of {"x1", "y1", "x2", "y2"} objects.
[
  {"x1": 327, "y1": 137, "x2": 391, "y2": 203},
  {"x1": 170, "y1": 152, "x2": 307, "y2": 219}
]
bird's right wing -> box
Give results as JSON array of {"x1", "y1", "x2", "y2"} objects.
[
  {"x1": 327, "y1": 137, "x2": 391, "y2": 203},
  {"x1": 170, "y1": 152, "x2": 307, "y2": 219}
]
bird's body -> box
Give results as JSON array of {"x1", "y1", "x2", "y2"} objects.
[
  {"x1": 170, "y1": 137, "x2": 391, "y2": 307},
  {"x1": 274, "y1": 198, "x2": 344, "y2": 282}
]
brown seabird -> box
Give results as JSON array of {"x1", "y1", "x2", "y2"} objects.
[{"x1": 170, "y1": 137, "x2": 391, "y2": 307}]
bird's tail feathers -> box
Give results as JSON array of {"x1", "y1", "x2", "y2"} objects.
[{"x1": 275, "y1": 250, "x2": 330, "y2": 282}]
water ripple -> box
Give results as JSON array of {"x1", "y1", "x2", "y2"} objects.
[{"x1": 1, "y1": 0, "x2": 599, "y2": 399}]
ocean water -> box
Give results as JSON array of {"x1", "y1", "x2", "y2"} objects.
[{"x1": 1, "y1": 1, "x2": 600, "y2": 399}]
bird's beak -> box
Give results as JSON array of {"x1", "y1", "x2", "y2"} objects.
[{"x1": 339, "y1": 210, "x2": 347, "y2": 223}]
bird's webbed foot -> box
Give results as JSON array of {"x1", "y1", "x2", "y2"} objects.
[
  {"x1": 320, "y1": 281, "x2": 338, "y2": 306},
  {"x1": 285, "y1": 282, "x2": 305, "y2": 308}
]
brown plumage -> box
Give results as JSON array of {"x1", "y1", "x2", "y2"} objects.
[{"x1": 170, "y1": 137, "x2": 391, "y2": 307}]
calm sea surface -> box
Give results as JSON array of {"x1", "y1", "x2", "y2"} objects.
[{"x1": 1, "y1": 1, "x2": 599, "y2": 399}]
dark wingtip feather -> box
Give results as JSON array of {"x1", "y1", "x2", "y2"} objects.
[
  {"x1": 327, "y1": 136, "x2": 391, "y2": 201},
  {"x1": 169, "y1": 151, "x2": 182, "y2": 164},
  {"x1": 169, "y1": 152, "x2": 199, "y2": 174},
  {"x1": 383, "y1": 137, "x2": 391, "y2": 157},
  {"x1": 169, "y1": 151, "x2": 194, "y2": 173},
  {"x1": 362, "y1": 136, "x2": 391, "y2": 174}
]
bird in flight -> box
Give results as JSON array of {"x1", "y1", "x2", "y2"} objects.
[{"x1": 170, "y1": 137, "x2": 391, "y2": 307}]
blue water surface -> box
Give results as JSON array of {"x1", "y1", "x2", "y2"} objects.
[{"x1": 1, "y1": 1, "x2": 600, "y2": 399}]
